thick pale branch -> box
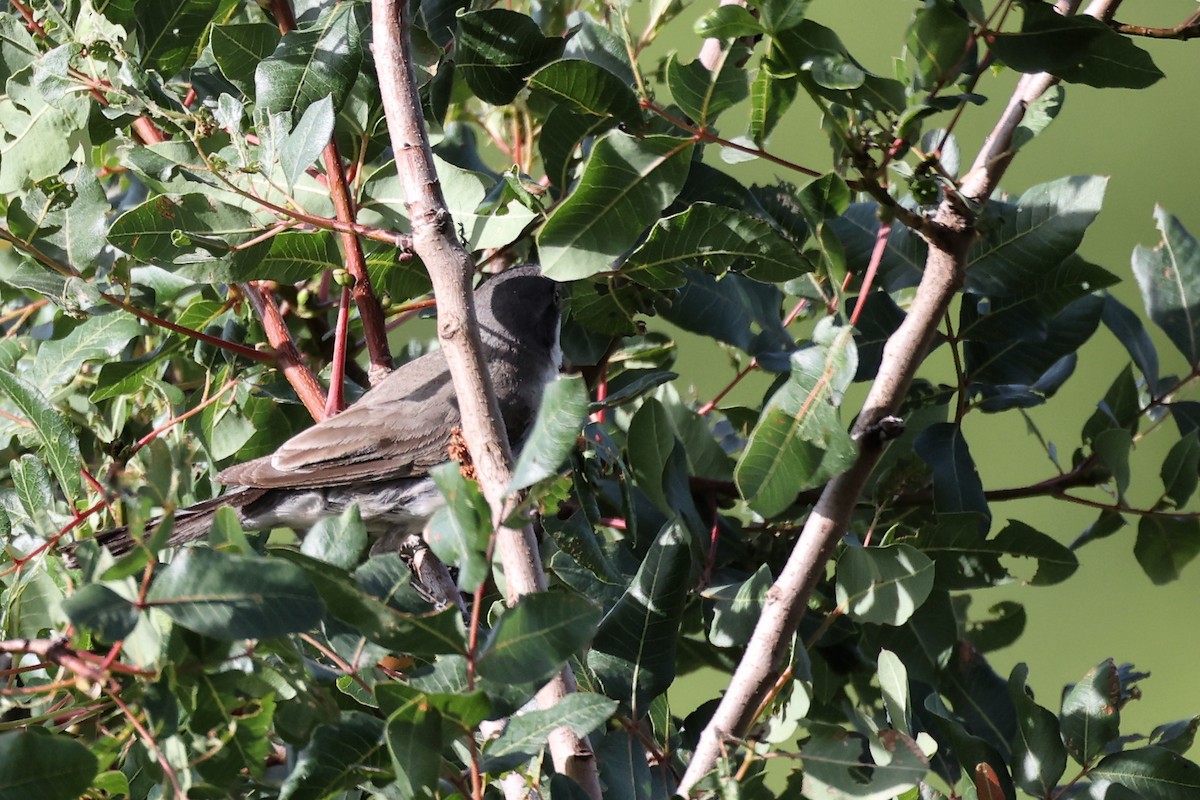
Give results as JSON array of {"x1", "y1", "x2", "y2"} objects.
[
  {"x1": 370, "y1": 1, "x2": 600, "y2": 795},
  {"x1": 677, "y1": 1, "x2": 1124, "y2": 792}
]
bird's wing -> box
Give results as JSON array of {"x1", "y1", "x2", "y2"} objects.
[{"x1": 218, "y1": 351, "x2": 460, "y2": 489}]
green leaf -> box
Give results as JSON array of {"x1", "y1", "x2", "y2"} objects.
[
  {"x1": 1009, "y1": 663, "x2": 1067, "y2": 797},
  {"x1": 537, "y1": 132, "x2": 694, "y2": 280},
  {"x1": 588, "y1": 519, "x2": 690, "y2": 717},
  {"x1": 706, "y1": 564, "x2": 772, "y2": 647},
  {"x1": 1055, "y1": 18, "x2": 1163, "y2": 89},
  {"x1": 146, "y1": 548, "x2": 325, "y2": 639},
  {"x1": 281, "y1": 550, "x2": 468, "y2": 656},
  {"x1": 990, "y1": 520, "x2": 1078, "y2": 586},
  {"x1": 736, "y1": 321, "x2": 856, "y2": 516},
  {"x1": 1093, "y1": 427, "x2": 1132, "y2": 502},
  {"x1": 0, "y1": 368, "x2": 82, "y2": 501},
  {"x1": 0, "y1": 65, "x2": 91, "y2": 193},
  {"x1": 359, "y1": 157, "x2": 538, "y2": 252},
  {"x1": 836, "y1": 544, "x2": 934, "y2": 626},
  {"x1": 457, "y1": 10, "x2": 566, "y2": 104},
  {"x1": 280, "y1": 712, "x2": 387, "y2": 800},
  {"x1": 967, "y1": 600, "x2": 1026, "y2": 652},
  {"x1": 509, "y1": 375, "x2": 589, "y2": 492},
  {"x1": 988, "y1": 2, "x2": 1101, "y2": 74},
  {"x1": 1091, "y1": 746, "x2": 1200, "y2": 800},
  {"x1": 477, "y1": 592, "x2": 601, "y2": 685},
  {"x1": 254, "y1": 3, "x2": 365, "y2": 122},
  {"x1": 749, "y1": 0, "x2": 813, "y2": 35},
  {"x1": 26, "y1": 314, "x2": 143, "y2": 391},
  {"x1": 211, "y1": 23, "x2": 281, "y2": 98},
  {"x1": 1161, "y1": 432, "x2": 1200, "y2": 510},
  {"x1": 0, "y1": 729, "x2": 98, "y2": 800},
  {"x1": 232, "y1": 230, "x2": 341, "y2": 282},
  {"x1": 1061, "y1": 659, "x2": 1120, "y2": 765},
  {"x1": 967, "y1": 176, "x2": 1108, "y2": 296},
  {"x1": 1134, "y1": 515, "x2": 1200, "y2": 586},
  {"x1": 627, "y1": 397, "x2": 675, "y2": 512},
  {"x1": 62, "y1": 583, "x2": 139, "y2": 642},
  {"x1": 1132, "y1": 207, "x2": 1200, "y2": 366},
  {"x1": 489, "y1": 693, "x2": 617, "y2": 757},
  {"x1": 137, "y1": 0, "x2": 220, "y2": 76},
  {"x1": 300, "y1": 505, "x2": 368, "y2": 570},
  {"x1": 385, "y1": 696, "x2": 443, "y2": 799},
  {"x1": 907, "y1": 0, "x2": 971, "y2": 87},
  {"x1": 108, "y1": 193, "x2": 269, "y2": 281},
  {"x1": 624, "y1": 202, "x2": 812, "y2": 286},
  {"x1": 878, "y1": 649, "x2": 912, "y2": 734},
  {"x1": 665, "y1": 47, "x2": 749, "y2": 127},
  {"x1": 427, "y1": 462, "x2": 492, "y2": 593},
  {"x1": 527, "y1": 59, "x2": 641, "y2": 125},
  {"x1": 280, "y1": 94, "x2": 334, "y2": 194},
  {"x1": 695, "y1": 5, "x2": 763, "y2": 39},
  {"x1": 913, "y1": 423, "x2": 989, "y2": 520},
  {"x1": 1102, "y1": 295, "x2": 1160, "y2": 397},
  {"x1": 1012, "y1": 84, "x2": 1064, "y2": 151},
  {"x1": 800, "y1": 726, "x2": 927, "y2": 800},
  {"x1": 773, "y1": 21, "x2": 905, "y2": 113},
  {"x1": 749, "y1": 52, "x2": 798, "y2": 146}
]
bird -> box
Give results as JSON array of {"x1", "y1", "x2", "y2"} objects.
[{"x1": 88, "y1": 265, "x2": 563, "y2": 557}]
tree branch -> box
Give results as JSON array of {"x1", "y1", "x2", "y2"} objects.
[
  {"x1": 676, "y1": 0, "x2": 1124, "y2": 792},
  {"x1": 370, "y1": 2, "x2": 601, "y2": 796}
]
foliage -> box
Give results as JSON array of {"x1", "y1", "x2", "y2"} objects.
[{"x1": 0, "y1": 0, "x2": 1197, "y2": 798}]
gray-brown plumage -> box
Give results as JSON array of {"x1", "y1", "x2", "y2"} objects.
[{"x1": 91, "y1": 265, "x2": 562, "y2": 556}]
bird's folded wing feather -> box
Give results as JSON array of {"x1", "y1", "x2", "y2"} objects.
[{"x1": 217, "y1": 351, "x2": 459, "y2": 489}]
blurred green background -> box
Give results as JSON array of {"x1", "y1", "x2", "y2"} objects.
[{"x1": 647, "y1": 0, "x2": 1200, "y2": 736}]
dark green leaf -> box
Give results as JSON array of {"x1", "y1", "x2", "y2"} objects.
[
  {"x1": 281, "y1": 550, "x2": 469, "y2": 656},
  {"x1": 992, "y1": 520, "x2": 1078, "y2": 585},
  {"x1": 966, "y1": 600, "x2": 1026, "y2": 652},
  {"x1": 280, "y1": 712, "x2": 387, "y2": 800},
  {"x1": 625, "y1": 202, "x2": 812, "y2": 285},
  {"x1": 907, "y1": 0, "x2": 971, "y2": 87},
  {"x1": 1070, "y1": 508, "x2": 1127, "y2": 550},
  {"x1": 988, "y1": 2, "x2": 1101, "y2": 74},
  {"x1": 108, "y1": 194, "x2": 269, "y2": 281},
  {"x1": 735, "y1": 320, "x2": 856, "y2": 516},
  {"x1": 1093, "y1": 428, "x2": 1132, "y2": 501},
  {"x1": 967, "y1": 176, "x2": 1108, "y2": 296},
  {"x1": 800, "y1": 727, "x2": 927, "y2": 800},
  {"x1": 509, "y1": 375, "x2": 589, "y2": 492},
  {"x1": 1009, "y1": 663, "x2": 1067, "y2": 796},
  {"x1": 147, "y1": 548, "x2": 324, "y2": 639},
  {"x1": 0, "y1": 368, "x2": 82, "y2": 501},
  {"x1": 527, "y1": 60, "x2": 641, "y2": 125},
  {"x1": 1134, "y1": 515, "x2": 1200, "y2": 586},
  {"x1": 748, "y1": 0, "x2": 812, "y2": 34},
  {"x1": 913, "y1": 423, "x2": 989, "y2": 520},
  {"x1": 477, "y1": 592, "x2": 601, "y2": 684},
  {"x1": 706, "y1": 564, "x2": 772, "y2": 647},
  {"x1": 749, "y1": 53, "x2": 798, "y2": 146},
  {"x1": 773, "y1": 21, "x2": 905, "y2": 112},
  {"x1": 1132, "y1": 207, "x2": 1200, "y2": 366},
  {"x1": 385, "y1": 696, "x2": 443, "y2": 799},
  {"x1": 299, "y1": 505, "x2": 368, "y2": 570},
  {"x1": 254, "y1": 3, "x2": 365, "y2": 122},
  {"x1": 1061, "y1": 659, "x2": 1120, "y2": 765},
  {"x1": 1053, "y1": 17, "x2": 1164, "y2": 89},
  {"x1": 138, "y1": 0, "x2": 220, "y2": 76},
  {"x1": 835, "y1": 544, "x2": 935, "y2": 626},
  {"x1": 1102, "y1": 294, "x2": 1160, "y2": 396},
  {"x1": 62, "y1": 583, "x2": 139, "y2": 642},
  {"x1": 427, "y1": 462, "x2": 491, "y2": 592},
  {"x1": 1161, "y1": 432, "x2": 1200, "y2": 510},
  {"x1": 489, "y1": 693, "x2": 617, "y2": 757},
  {"x1": 538, "y1": 132, "x2": 694, "y2": 280},
  {"x1": 457, "y1": 10, "x2": 566, "y2": 104},
  {"x1": 211, "y1": 23, "x2": 281, "y2": 98},
  {"x1": 232, "y1": 230, "x2": 340, "y2": 282},
  {"x1": 1091, "y1": 746, "x2": 1200, "y2": 800},
  {"x1": 665, "y1": 47, "x2": 749, "y2": 126},
  {"x1": 589, "y1": 519, "x2": 690, "y2": 717},
  {"x1": 0, "y1": 729, "x2": 98, "y2": 800}
]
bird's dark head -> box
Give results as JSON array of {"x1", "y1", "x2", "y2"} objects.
[{"x1": 476, "y1": 265, "x2": 562, "y2": 359}]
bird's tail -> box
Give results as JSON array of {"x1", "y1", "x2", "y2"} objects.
[{"x1": 85, "y1": 488, "x2": 269, "y2": 557}]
